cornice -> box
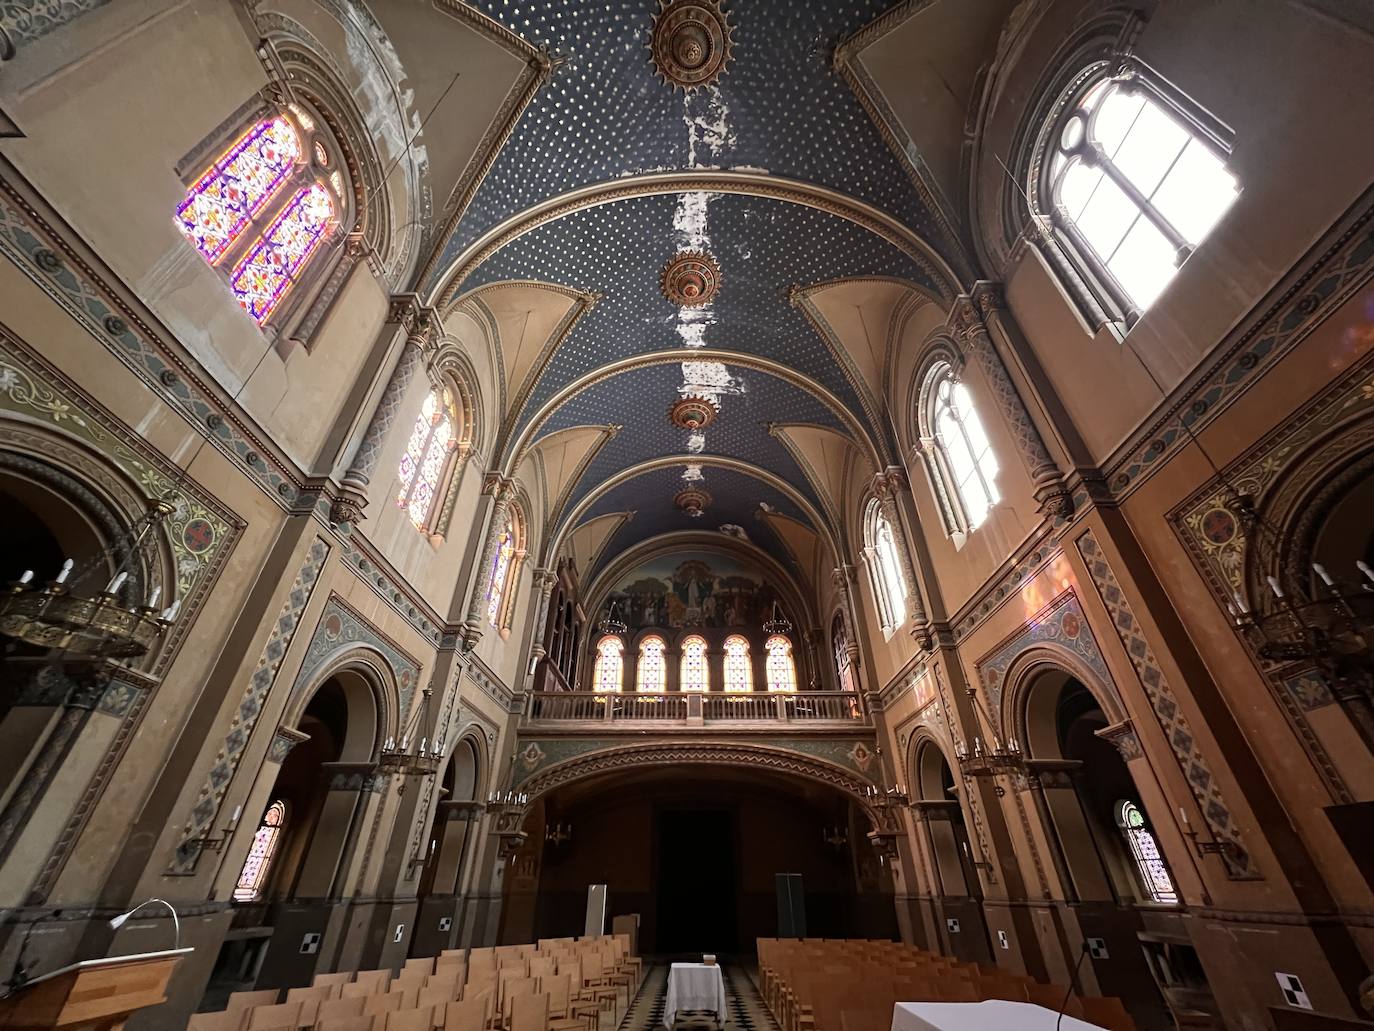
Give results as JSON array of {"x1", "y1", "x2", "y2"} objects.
[{"x1": 429, "y1": 171, "x2": 960, "y2": 308}]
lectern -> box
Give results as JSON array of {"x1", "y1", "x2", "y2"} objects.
[{"x1": 0, "y1": 947, "x2": 192, "y2": 1030}]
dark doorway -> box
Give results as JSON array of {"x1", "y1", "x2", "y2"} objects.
[{"x1": 655, "y1": 808, "x2": 738, "y2": 954}]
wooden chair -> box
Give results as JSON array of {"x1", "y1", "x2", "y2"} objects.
[
  {"x1": 509, "y1": 993, "x2": 549, "y2": 1031},
  {"x1": 387, "y1": 983, "x2": 422, "y2": 1010},
  {"x1": 1079, "y1": 996, "x2": 1136, "y2": 1031},
  {"x1": 443, "y1": 999, "x2": 487, "y2": 1031},
  {"x1": 318, "y1": 997, "x2": 369, "y2": 1024},
  {"x1": 228, "y1": 990, "x2": 282, "y2": 1013},
  {"x1": 246, "y1": 1002, "x2": 304, "y2": 1031},
  {"x1": 404, "y1": 958, "x2": 436, "y2": 977},
  {"x1": 497, "y1": 976, "x2": 538, "y2": 1030},
  {"x1": 420, "y1": 984, "x2": 461, "y2": 1012},
  {"x1": 315, "y1": 1018, "x2": 376, "y2": 1031},
  {"x1": 384, "y1": 1007, "x2": 436, "y2": 1031},
  {"x1": 314, "y1": 973, "x2": 354, "y2": 992},
  {"x1": 362, "y1": 994, "x2": 406, "y2": 1021},
  {"x1": 354, "y1": 971, "x2": 393, "y2": 994},
  {"x1": 188, "y1": 1012, "x2": 247, "y2": 1031}
]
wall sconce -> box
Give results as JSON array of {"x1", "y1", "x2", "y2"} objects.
[
  {"x1": 545, "y1": 822, "x2": 572, "y2": 847},
  {"x1": 822, "y1": 826, "x2": 848, "y2": 850}
]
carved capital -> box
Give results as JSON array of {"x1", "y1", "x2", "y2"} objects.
[
  {"x1": 947, "y1": 296, "x2": 985, "y2": 346},
  {"x1": 328, "y1": 485, "x2": 368, "y2": 529}
]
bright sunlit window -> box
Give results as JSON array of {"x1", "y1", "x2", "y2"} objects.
[
  {"x1": 864, "y1": 500, "x2": 908, "y2": 631},
  {"x1": 680, "y1": 635, "x2": 709, "y2": 691},
  {"x1": 1048, "y1": 76, "x2": 1238, "y2": 314},
  {"x1": 933, "y1": 374, "x2": 999, "y2": 529},
  {"x1": 1116, "y1": 800, "x2": 1178, "y2": 904},
  {"x1": 637, "y1": 635, "x2": 666, "y2": 692},
  {"x1": 723, "y1": 635, "x2": 753, "y2": 692},
  {"x1": 594, "y1": 636, "x2": 624, "y2": 693},
  {"x1": 765, "y1": 635, "x2": 797, "y2": 692}
]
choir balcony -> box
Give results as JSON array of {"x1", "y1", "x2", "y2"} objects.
[{"x1": 521, "y1": 690, "x2": 868, "y2": 729}]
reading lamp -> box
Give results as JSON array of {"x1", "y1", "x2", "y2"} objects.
[{"x1": 108, "y1": 899, "x2": 181, "y2": 951}]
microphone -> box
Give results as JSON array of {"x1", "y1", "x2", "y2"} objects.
[
  {"x1": 1056, "y1": 940, "x2": 1091, "y2": 1031},
  {"x1": 108, "y1": 898, "x2": 181, "y2": 951}
]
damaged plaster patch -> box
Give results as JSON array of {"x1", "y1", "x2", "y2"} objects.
[
  {"x1": 685, "y1": 85, "x2": 736, "y2": 168},
  {"x1": 682, "y1": 464, "x2": 705, "y2": 482}
]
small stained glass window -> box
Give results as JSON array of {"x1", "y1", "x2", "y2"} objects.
[
  {"x1": 833, "y1": 615, "x2": 857, "y2": 694},
  {"x1": 233, "y1": 799, "x2": 287, "y2": 903},
  {"x1": 397, "y1": 389, "x2": 456, "y2": 530},
  {"x1": 723, "y1": 635, "x2": 752, "y2": 692},
  {"x1": 229, "y1": 183, "x2": 336, "y2": 323},
  {"x1": 1117, "y1": 800, "x2": 1178, "y2": 904},
  {"x1": 486, "y1": 513, "x2": 516, "y2": 627},
  {"x1": 637, "y1": 636, "x2": 667, "y2": 692},
  {"x1": 176, "y1": 117, "x2": 301, "y2": 263},
  {"x1": 765, "y1": 635, "x2": 797, "y2": 692},
  {"x1": 594, "y1": 636, "x2": 624, "y2": 693},
  {"x1": 680, "y1": 635, "x2": 709, "y2": 691}
]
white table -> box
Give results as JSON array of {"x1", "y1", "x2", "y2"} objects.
[
  {"x1": 892, "y1": 1000, "x2": 1110, "y2": 1031},
  {"x1": 664, "y1": 962, "x2": 728, "y2": 1026}
]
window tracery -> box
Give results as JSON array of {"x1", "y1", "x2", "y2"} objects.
[
  {"x1": 920, "y1": 362, "x2": 1000, "y2": 535},
  {"x1": 1116, "y1": 800, "x2": 1178, "y2": 904},
  {"x1": 637, "y1": 635, "x2": 667, "y2": 692},
  {"x1": 232, "y1": 799, "x2": 286, "y2": 903},
  {"x1": 1037, "y1": 68, "x2": 1238, "y2": 320},
  {"x1": 397, "y1": 388, "x2": 457, "y2": 531},
  {"x1": 723, "y1": 634, "x2": 753, "y2": 692},
  {"x1": 486, "y1": 509, "x2": 518, "y2": 629},
  {"x1": 594, "y1": 636, "x2": 624, "y2": 693},
  {"x1": 680, "y1": 635, "x2": 709, "y2": 692},
  {"x1": 765, "y1": 635, "x2": 797, "y2": 692},
  {"x1": 863, "y1": 499, "x2": 908, "y2": 632}
]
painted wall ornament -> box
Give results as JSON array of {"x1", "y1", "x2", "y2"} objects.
[
  {"x1": 661, "y1": 249, "x2": 722, "y2": 306},
  {"x1": 648, "y1": 0, "x2": 735, "y2": 92}
]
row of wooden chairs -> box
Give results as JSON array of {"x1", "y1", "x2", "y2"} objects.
[
  {"x1": 757, "y1": 938, "x2": 1135, "y2": 1031},
  {"x1": 188, "y1": 936, "x2": 642, "y2": 1031}
]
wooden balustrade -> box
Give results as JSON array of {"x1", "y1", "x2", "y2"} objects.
[{"x1": 525, "y1": 691, "x2": 865, "y2": 724}]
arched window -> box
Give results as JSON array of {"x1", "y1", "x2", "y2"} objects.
[
  {"x1": 232, "y1": 800, "x2": 287, "y2": 903},
  {"x1": 863, "y1": 499, "x2": 908, "y2": 632},
  {"x1": 637, "y1": 636, "x2": 667, "y2": 692},
  {"x1": 1116, "y1": 800, "x2": 1178, "y2": 905},
  {"x1": 723, "y1": 635, "x2": 753, "y2": 692},
  {"x1": 176, "y1": 105, "x2": 349, "y2": 326},
  {"x1": 397, "y1": 388, "x2": 457, "y2": 530},
  {"x1": 924, "y1": 365, "x2": 1000, "y2": 533},
  {"x1": 593, "y1": 636, "x2": 624, "y2": 693},
  {"x1": 1040, "y1": 68, "x2": 1238, "y2": 319},
  {"x1": 680, "y1": 635, "x2": 709, "y2": 692},
  {"x1": 486, "y1": 504, "x2": 525, "y2": 631},
  {"x1": 765, "y1": 635, "x2": 797, "y2": 692},
  {"x1": 833, "y1": 615, "x2": 857, "y2": 694}
]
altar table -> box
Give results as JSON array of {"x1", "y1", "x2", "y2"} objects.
[
  {"x1": 892, "y1": 1000, "x2": 1110, "y2": 1031},
  {"x1": 665, "y1": 962, "x2": 728, "y2": 1026}
]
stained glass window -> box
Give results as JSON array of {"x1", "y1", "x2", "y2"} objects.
[
  {"x1": 397, "y1": 389, "x2": 456, "y2": 529},
  {"x1": 486, "y1": 512, "x2": 516, "y2": 627},
  {"x1": 933, "y1": 373, "x2": 1000, "y2": 530},
  {"x1": 680, "y1": 635, "x2": 709, "y2": 692},
  {"x1": 233, "y1": 799, "x2": 286, "y2": 903},
  {"x1": 229, "y1": 183, "x2": 336, "y2": 324},
  {"x1": 176, "y1": 117, "x2": 301, "y2": 263},
  {"x1": 1049, "y1": 79, "x2": 1238, "y2": 313},
  {"x1": 1116, "y1": 800, "x2": 1178, "y2": 904},
  {"x1": 637, "y1": 636, "x2": 667, "y2": 692},
  {"x1": 594, "y1": 636, "x2": 624, "y2": 693},
  {"x1": 766, "y1": 635, "x2": 797, "y2": 692},
  {"x1": 723, "y1": 635, "x2": 752, "y2": 692},
  {"x1": 834, "y1": 616, "x2": 857, "y2": 694}
]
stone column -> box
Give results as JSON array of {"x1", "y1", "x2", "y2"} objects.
[
  {"x1": 525, "y1": 568, "x2": 558, "y2": 687},
  {"x1": 872, "y1": 468, "x2": 933, "y2": 650},
  {"x1": 461, "y1": 478, "x2": 514, "y2": 651},
  {"x1": 333, "y1": 300, "x2": 437, "y2": 524},
  {"x1": 948, "y1": 296, "x2": 1072, "y2": 520}
]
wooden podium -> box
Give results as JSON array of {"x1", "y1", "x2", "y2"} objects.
[{"x1": 0, "y1": 947, "x2": 192, "y2": 1030}]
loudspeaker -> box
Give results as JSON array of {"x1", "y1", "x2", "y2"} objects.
[
  {"x1": 775, "y1": 873, "x2": 806, "y2": 938},
  {"x1": 585, "y1": 884, "x2": 607, "y2": 938}
]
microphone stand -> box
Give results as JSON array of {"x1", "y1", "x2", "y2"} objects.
[
  {"x1": 108, "y1": 899, "x2": 181, "y2": 952},
  {"x1": 1056, "y1": 941, "x2": 1091, "y2": 1031}
]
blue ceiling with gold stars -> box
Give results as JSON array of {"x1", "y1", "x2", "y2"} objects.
[{"x1": 430, "y1": 0, "x2": 954, "y2": 572}]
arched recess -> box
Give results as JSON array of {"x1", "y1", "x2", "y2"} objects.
[
  {"x1": 516, "y1": 741, "x2": 885, "y2": 832},
  {"x1": 907, "y1": 734, "x2": 983, "y2": 901}
]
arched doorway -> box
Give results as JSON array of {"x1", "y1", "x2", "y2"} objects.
[
  {"x1": 501, "y1": 765, "x2": 897, "y2": 955},
  {"x1": 412, "y1": 735, "x2": 485, "y2": 955}
]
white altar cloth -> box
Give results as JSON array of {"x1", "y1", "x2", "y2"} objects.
[
  {"x1": 892, "y1": 1001, "x2": 1109, "y2": 1031},
  {"x1": 664, "y1": 962, "x2": 728, "y2": 1026}
]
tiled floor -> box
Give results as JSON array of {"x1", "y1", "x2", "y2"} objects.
[{"x1": 619, "y1": 962, "x2": 780, "y2": 1031}]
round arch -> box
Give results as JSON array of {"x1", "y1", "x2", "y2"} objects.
[
  {"x1": 999, "y1": 645, "x2": 1127, "y2": 758},
  {"x1": 279, "y1": 647, "x2": 398, "y2": 763}
]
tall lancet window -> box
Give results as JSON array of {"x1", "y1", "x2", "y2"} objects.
[
  {"x1": 486, "y1": 506, "x2": 523, "y2": 630},
  {"x1": 765, "y1": 635, "x2": 797, "y2": 692},
  {"x1": 723, "y1": 635, "x2": 753, "y2": 692},
  {"x1": 397, "y1": 388, "x2": 456, "y2": 530},
  {"x1": 637, "y1": 636, "x2": 667, "y2": 692},
  {"x1": 594, "y1": 636, "x2": 624, "y2": 693},
  {"x1": 833, "y1": 614, "x2": 857, "y2": 695},
  {"x1": 1117, "y1": 800, "x2": 1178, "y2": 904},
  {"x1": 176, "y1": 105, "x2": 348, "y2": 325},
  {"x1": 232, "y1": 800, "x2": 287, "y2": 903},
  {"x1": 932, "y1": 370, "x2": 999, "y2": 531},
  {"x1": 680, "y1": 635, "x2": 709, "y2": 692},
  {"x1": 864, "y1": 499, "x2": 908, "y2": 632}
]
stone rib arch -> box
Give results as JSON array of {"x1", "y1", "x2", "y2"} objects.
[
  {"x1": 998, "y1": 645, "x2": 1129, "y2": 760},
  {"x1": 278, "y1": 645, "x2": 400, "y2": 764}
]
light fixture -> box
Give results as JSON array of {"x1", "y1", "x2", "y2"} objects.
[
  {"x1": 598, "y1": 600, "x2": 627, "y2": 636},
  {"x1": 0, "y1": 496, "x2": 180, "y2": 660},
  {"x1": 377, "y1": 684, "x2": 444, "y2": 779},
  {"x1": 822, "y1": 826, "x2": 847, "y2": 850},
  {"x1": 545, "y1": 822, "x2": 572, "y2": 847},
  {"x1": 953, "y1": 684, "x2": 1025, "y2": 782},
  {"x1": 762, "y1": 598, "x2": 792, "y2": 636}
]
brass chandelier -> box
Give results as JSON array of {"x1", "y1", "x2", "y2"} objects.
[{"x1": 376, "y1": 684, "x2": 444, "y2": 778}]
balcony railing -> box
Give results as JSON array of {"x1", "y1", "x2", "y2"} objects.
[{"x1": 525, "y1": 690, "x2": 865, "y2": 725}]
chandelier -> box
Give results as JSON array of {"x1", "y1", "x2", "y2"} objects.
[
  {"x1": 598, "y1": 599, "x2": 627, "y2": 635},
  {"x1": 0, "y1": 496, "x2": 180, "y2": 660},
  {"x1": 376, "y1": 684, "x2": 444, "y2": 778},
  {"x1": 953, "y1": 684, "x2": 1025, "y2": 781},
  {"x1": 762, "y1": 599, "x2": 792, "y2": 636}
]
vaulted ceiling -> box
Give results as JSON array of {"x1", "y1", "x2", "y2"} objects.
[{"x1": 422, "y1": 0, "x2": 993, "y2": 593}]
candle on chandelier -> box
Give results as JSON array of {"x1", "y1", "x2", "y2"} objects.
[
  {"x1": 1357, "y1": 561, "x2": 1374, "y2": 585},
  {"x1": 106, "y1": 571, "x2": 128, "y2": 594},
  {"x1": 1266, "y1": 576, "x2": 1284, "y2": 599},
  {"x1": 1312, "y1": 563, "x2": 1334, "y2": 587},
  {"x1": 55, "y1": 558, "x2": 74, "y2": 584}
]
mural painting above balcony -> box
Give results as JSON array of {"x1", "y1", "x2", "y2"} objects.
[{"x1": 603, "y1": 550, "x2": 790, "y2": 631}]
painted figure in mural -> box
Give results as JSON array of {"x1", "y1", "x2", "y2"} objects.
[{"x1": 606, "y1": 551, "x2": 787, "y2": 629}]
